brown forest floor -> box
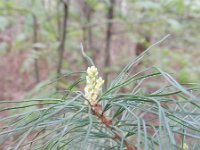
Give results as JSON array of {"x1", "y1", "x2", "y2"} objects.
[{"x1": 0, "y1": 51, "x2": 34, "y2": 100}]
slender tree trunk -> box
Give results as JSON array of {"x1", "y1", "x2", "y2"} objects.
[
  {"x1": 86, "y1": 10, "x2": 95, "y2": 61},
  {"x1": 57, "y1": 0, "x2": 69, "y2": 77},
  {"x1": 56, "y1": 1, "x2": 62, "y2": 41},
  {"x1": 104, "y1": 0, "x2": 115, "y2": 89},
  {"x1": 33, "y1": 15, "x2": 40, "y2": 83},
  {"x1": 82, "y1": 2, "x2": 95, "y2": 62}
]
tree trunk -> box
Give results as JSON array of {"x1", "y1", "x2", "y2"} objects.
[
  {"x1": 33, "y1": 15, "x2": 40, "y2": 83},
  {"x1": 104, "y1": 0, "x2": 115, "y2": 89},
  {"x1": 57, "y1": 0, "x2": 69, "y2": 77},
  {"x1": 56, "y1": 0, "x2": 62, "y2": 41},
  {"x1": 87, "y1": 9, "x2": 95, "y2": 61},
  {"x1": 81, "y1": 1, "x2": 95, "y2": 62}
]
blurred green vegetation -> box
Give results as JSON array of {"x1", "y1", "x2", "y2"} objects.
[
  {"x1": 0, "y1": 0, "x2": 200, "y2": 149},
  {"x1": 0, "y1": 0, "x2": 199, "y2": 100}
]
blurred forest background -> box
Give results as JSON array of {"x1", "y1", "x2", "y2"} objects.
[{"x1": 0, "y1": 0, "x2": 200, "y2": 101}]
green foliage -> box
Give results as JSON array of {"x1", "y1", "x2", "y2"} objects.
[
  {"x1": 0, "y1": 0, "x2": 200, "y2": 83},
  {"x1": 146, "y1": 48, "x2": 200, "y2": 83},
  {"x1": 0, "y1": 16, "x2": 8, "y2": 31},
  {"x1": 1, "y1": 47, "x2": 200, "y2": 149},
  {"x1": 0, "y1": 1, "x2": 200, "y2": 149}
]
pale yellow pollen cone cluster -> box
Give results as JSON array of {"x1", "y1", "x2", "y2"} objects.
[
  {"x1": 180, "y1": 143, "x2": 188, "y2": 150},
  {"x1": 84, "y1": 66, "x2": 104, "y2": 106}
]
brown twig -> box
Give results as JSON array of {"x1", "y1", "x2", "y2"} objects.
[{"x1": 91, "y1": 104, "x2": 136, "y2": 150}]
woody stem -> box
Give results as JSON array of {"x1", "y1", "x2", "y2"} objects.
[{"x1": 91, "y1": 104, "x2": 136, "y2": 150}]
